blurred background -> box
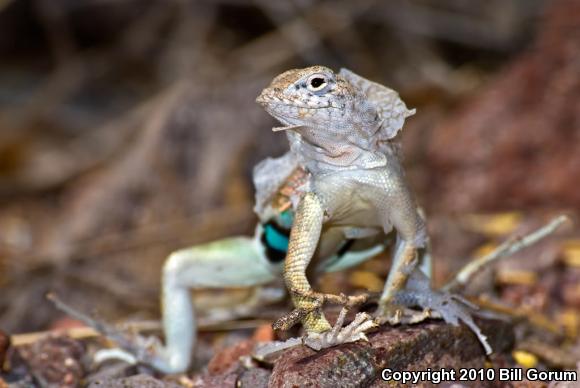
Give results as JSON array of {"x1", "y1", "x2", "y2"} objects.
[{"x1": 0, "y1": 0, "x2": 578, "y2": 343}]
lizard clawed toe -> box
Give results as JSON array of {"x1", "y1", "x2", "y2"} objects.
[
  {"x1": 398, "y1": 307, "x2": 433, "y2": 324},
  {"x1": 376, "y1": 302, "x2": 437, "y2": 325},
  {"x1": 303, "y1": 307, "x2": 378, "y2": 351},
  {"x1": 374, "y1": 303, "x2": 404, "y2": 325},
  {"x1": 272, "y1": 290, "x2": 371, "y2": 332},
  {"x1": 94, "y1": 334, "x2": 164, "y2": 367},
  {"x1": 255, "y1": 307, "x2": 378, "y2": 360},
  {"x1": 94, "y1": 348, "x2": 138, "y2": 366}
]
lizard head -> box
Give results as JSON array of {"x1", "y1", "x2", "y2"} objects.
[
  {"x1": 256, "y1": 66, "x2": 364, "y2": 132},
  {"x1": 257, "y1": 66, "x2": 415, "y2": 170}
]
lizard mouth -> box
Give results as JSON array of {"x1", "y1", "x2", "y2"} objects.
[
  {"x1": 260, "y1": 100, "x2": 332, "y2": 111},
  {"x1": 256, "y1": 92, "x2": 332, "y2": 110}
]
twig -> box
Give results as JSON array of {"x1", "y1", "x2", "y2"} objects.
[
  {"x1": 12, "y1": 293, "x2": 269, "y2": 347},
  {"x1": 444, "y1": 215, "x2": 570, "y2": 292},
  {"x1": 12, "y1": 326, "x2": 105, "y2": 347},
  {"x1": 46, "y1": 293, "x2": 137, "y2": 351},
  {"x1": 10, "y1": 318, "x2": 270, "y2": 347}
]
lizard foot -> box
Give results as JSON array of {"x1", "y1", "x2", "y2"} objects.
[
  {"x1": 396, "y1": 289, "x2": 492, "y2": 355},
  {"x1": 303, "y1": 307, "x2": 378, "y2": 351},
  {"x1": 273, "y1": 290, "x2": 371, "y2": 331},
  {"x1": 374, "y1": 303, "x2": 405, "y2": 325},
  {"x1": 375, "y1": 304, "x2": 433, "y2": 326},
  {"x1": 94, "y1": 332, "x2": 157, "y2": 366},
  {"x1": 388, "y1": 269, "x2": 493, "y2": 355},
  {"x1": 94, "y1": 334, "x2": 187, "y2": 373},
  {"x1": 254, "y1": 307, "x2": 377, "y2": 360}
]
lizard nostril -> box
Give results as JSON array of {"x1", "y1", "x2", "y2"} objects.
[{"x1": 256, "y1": 92, "x2": 269, "y2": 106}]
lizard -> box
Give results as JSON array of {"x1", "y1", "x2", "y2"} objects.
[
  {"x1": 93, "y1": 66, "x2": 492, "y2": 373},
  {"x1": 255, "y1": 66, "x2": 497, "y2": 354},
  {"x1": 255, "y1": 65, "x2": 429, "y2": 333}
]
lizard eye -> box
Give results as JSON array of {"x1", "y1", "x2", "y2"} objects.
[{"x1": 306, "y1": 75, "x2": 328, "y2": 92}]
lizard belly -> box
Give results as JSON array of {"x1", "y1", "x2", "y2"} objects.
[
  {"x1": 311, "y1": 164, "x2": 422, "y2": 242},
  {"x1": 312, "y1": 172, "x2": 386, "y2": 232}
]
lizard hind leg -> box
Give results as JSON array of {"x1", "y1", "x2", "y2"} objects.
[{"x1": 95, "y1": 236, "x2": 281, "y2": 374}]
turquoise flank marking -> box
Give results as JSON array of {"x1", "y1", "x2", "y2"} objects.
[
  {"x1": 264, "y1": 224, "x2": 289, "y2": 252},
  {"x1": 278, "y1": 209, "x2": 294, "y2": 228}
]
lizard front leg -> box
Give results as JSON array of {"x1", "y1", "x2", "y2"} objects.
[
  {"x1": 282, "y1": 192, "x2": 377, "y2": 349},
  {"x1": 284, "y1": 192, "x2": 332, "y2": 333},
  {"x1": 376, "y1": 239, "x2": 420, "y2": 323},
  {"x1": 376, "y1": 200, "x2": 429, "y2": 324}
]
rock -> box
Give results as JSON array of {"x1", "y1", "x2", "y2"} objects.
[
  {"x1": 268, "y1": 319, "x2": 513, "y2": 388},
  {"x1": 207, "y1": 339, "x2": 255, "y2": 375},
  {"x1": 200, "y1": 363, "x2": 272, "y2": 388},
  {"x1": 201, "y1": 319, "x2": 513, "y2": 387},
  {"x1": 198, "y1": 339, "x2": 272, "y2": 387},
  {"x1": 88, "y1": 374, "x2": 181, "y2": 388},
  {"x1": 237, "y1": 367, "x2": 272, "y2": 387},
  {"x1": 16, "y1": 334, "x2": 85, "y2": 388}
]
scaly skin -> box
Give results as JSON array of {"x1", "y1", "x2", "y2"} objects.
[
  {"x1": 285, "y1": 192, "x2": 330, "y2": 332},
  {"x1": 93, "y1": 66, "x2": 496, "y2": 373},
  {"x1": 257, "y1": 66, "x2": 428, "y2": 333}
]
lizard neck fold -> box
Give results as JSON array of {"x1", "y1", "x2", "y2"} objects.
[{"x1": 287, "y1": 130, "x2": 400, "y2": 174}]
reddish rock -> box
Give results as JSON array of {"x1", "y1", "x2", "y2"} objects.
[
  {"x1": 269, "y1": 320, "x2": 513, "y2": 388},
  {"x1": 201, "y1": 319, "x2": 513, "y2": 387},
  {"x1": 200, "y1": 339, "x2": 272, "y2": 387},
  {"x1": 207, "y1": 339, "x2": 255, "y2": 375},
  {"x1": 88, "y1": 374, "x2": 181, "y2": 388},
  {"x1": 252, "y1": 324, "x2": 275, "y2": 342},
  {"x1": 49, "y1": 317, "x2": 87, "y2": 331},
  {"x1": 16, "y1": 334, "x2": 85, "y2": 388},
  {"x1": 196, "y1": 366, "x2": 242, "y2": 388},
  {"x1": 199, "y1": 364, "x2": 271, "y2": 388}
]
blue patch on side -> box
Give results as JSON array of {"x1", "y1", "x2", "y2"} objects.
[
  {"x1": 264, "y1": 224, "x2": 289, "y2": 252},
  {"x1": 278, "y1": 209, "x2": 294, "y2": 228}
]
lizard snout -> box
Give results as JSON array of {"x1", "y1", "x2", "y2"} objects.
[{"x1": 256, "y1": 91, "x2": 270, "y2": 107}]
